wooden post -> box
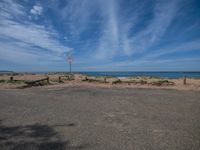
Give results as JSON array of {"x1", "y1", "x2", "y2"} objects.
[
  {"x1": 10, "y1": 76, "x2": 13, "y2": 81},
  {"x1": 59, "y1": 76, "x2": 61, "y2": 83},
  {"x1": 104, "y1": 77, "x2": 106, "y2": 83},
  {"x1": 183, "y1": 76, "x2": 186, "y2": 85},
  {"x1": 47, "y1": 76, "x2": 49, "y2": 84}
]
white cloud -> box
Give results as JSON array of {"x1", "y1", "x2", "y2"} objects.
[
  {"x1": 95, "y1": 0, "x2": 119, "y2": 59},
  {"x1": 130, "y1": 0, "x2": 179, "y2": 54},
  {"x1": 0, "y1": 0, "x2": 25, "y2": 19},
  {"x1": 94, "y1": 0, "x2": 180, "y2": 59},
  {"x1": 54, "y1": 0, "x2": 181, "y2": 62},
  {"x1": 0, "y1": 21, "x2": 71, "y2": 54},
  {"x1": 59, "y1": 0, "x2": 98, "y2": 38},
  {"x1": 107, "y1": 39, "x2": 200, "y2": 69},
  {"x1": 0, "y1": 0, "x2": 199, "y2": 71},
  {"x1": 0, "y1": 0, "x2": 72, "y2": 66},
  {"x1": 0, "y1": 40, "x2": 63, "y2": 65},
  {"x1": 30, "y1": 5, "x2": 43, "y2": 16},
  {"x1": 141, "y1": 39, "x2": 200, "y2": 60}
]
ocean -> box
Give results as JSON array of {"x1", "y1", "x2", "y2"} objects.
[
  {"x1": 80, "y1": 72, "x2": 200, "y2": 79},
  {"x1": 3, "y1": 71, "x2": 200, "y2": 79}
]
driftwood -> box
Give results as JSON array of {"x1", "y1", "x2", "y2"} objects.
[
  {"x1": 112, "y1": 79, "x2": 122, "y2": 84},
  {"x1": 82, "y1": 77, "x2": 108, "y2": 83},
  {"x1": 150, "y1": 80, "x2": 175, "y2": 86},
  {"x1": 58, "y1": 76, "x2": 63, "y2": 83},
  {"x1": 112, "y1": 79, "x2": 175, "y2": 86},
  {"x1": 59, "y1": 75, "x2": 74, "y2": 82},
  {"x1": 136, "y1": 80, "x2": 147, "y2": 85},
  {"x1": 112, "y1": 79, "x2": 147, "y2": 85},
  {"x1": 24, "y1": 77, "x2": 50, "y2": 87}
]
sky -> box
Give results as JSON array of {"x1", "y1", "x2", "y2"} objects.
[{"x1": 0, "y1": 0, "x2": 200, "y2": 72}]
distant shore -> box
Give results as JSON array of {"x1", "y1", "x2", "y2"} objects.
[{"x1": 0, "y1": 72, "x2": 200, "y2": 91}]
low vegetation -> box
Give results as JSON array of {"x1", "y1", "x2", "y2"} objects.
[
  {"x1": 150, "y1": 80, "x2": 175, "y2": 86},
  {"x1": 82, "y1": 77, "x2": 108, "y2": 83},
  {"x1": 112, "y1": 79, "x2": 147, "y2": 85},
  {"x1": 0, "y1": 79, "x2": 24, "y2": 84}
]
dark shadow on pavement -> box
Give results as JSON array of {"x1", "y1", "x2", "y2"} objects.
[{"x1": 0, "y1": 120, "x2": 91, "y2": 150}]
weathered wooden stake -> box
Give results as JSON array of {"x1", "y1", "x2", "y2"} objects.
[
  {"x1": 183, "y1": 76, "x2": 186, "y2": 85},
  {"x1": 47, "y1": 76, "x2": 49, "y2": 84},
  {"x1": 59, "y1": 76, "x2": 61, "y2": 83},
  {"x1": 104, "y1": 77, "x2": 106, "y2": 83},
  {"x1": 10, "y1": 76, "x2": 13, "y2": 81}
]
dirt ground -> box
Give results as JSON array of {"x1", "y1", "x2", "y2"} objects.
[{"x1": 0, "y1": 87, "x2": 200, "y2": 150}]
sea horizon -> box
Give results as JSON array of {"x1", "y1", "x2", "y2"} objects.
[{"x1": 1, "y1": 71, "x2": 200, "y2": 79}]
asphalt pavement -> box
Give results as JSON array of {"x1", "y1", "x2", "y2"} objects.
[{"x1": 0, "y1": 87, "x2": 200, "y2": 150}]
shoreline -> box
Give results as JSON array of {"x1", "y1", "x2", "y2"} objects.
[{"x1": 1, "y1": 71, "x2": 200, "y2": 79}]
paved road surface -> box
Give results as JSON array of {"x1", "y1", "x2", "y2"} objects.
[{"x1": 0, "y1": 87, "x2": 200, "y2": 150}]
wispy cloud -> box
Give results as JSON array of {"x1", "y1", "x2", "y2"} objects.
[
  {"x1": 95, "y1": 0, "x2": 119, "y2": 59},
  {"x1": 93, "y1": 0, "x2": 179, "y2": 59},
  {"x1": 59, "y1": 0, "x2": 98, "y2": 38},
  {"x1": 0, "y1": 0, "x2": 72, "y2": 67},
  {"x1": 0, "y1": 22, "x2": 71, "y2": 53},
  {"x1": 0, "y1": 0, "x2": 25, "y2": 19},
  {"x1": 141, "y1": 39, "x2": 200, "y2": 60},
  {"x1": 0, "y1": 40, "x2": 63, "y2": 64},
  {"x1": 130, "y1": 0, "x2": 179, "y2": 54},
  {"x1": 0, "y1": 0, "x2": 199, "y2": 71},
  {"x1": 30, "y1": 5, "x2": 43, "y2": 16}
]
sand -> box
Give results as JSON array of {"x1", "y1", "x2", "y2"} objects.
[{"x1": 0, "y1": 73, "x2": 200, "y2": 91}]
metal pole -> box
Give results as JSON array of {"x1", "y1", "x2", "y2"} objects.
[
  {"x1": 67, "y1": 53, "x2": 72, "y2": 74},
  {"x1": 69, "y1": 62, "x2": 71, "y2": 74}
]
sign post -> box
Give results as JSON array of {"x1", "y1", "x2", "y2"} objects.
[{"x1": 67, "y1": 54, "x2": 72, "y2": 74}]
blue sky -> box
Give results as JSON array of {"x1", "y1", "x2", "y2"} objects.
[{"x1": 0, "y1": 0, "x2": 200, "y2": 72}]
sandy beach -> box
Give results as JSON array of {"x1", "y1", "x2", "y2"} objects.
[{"x1": 0, "y1": 73, "x2": 200, "y2": 91}]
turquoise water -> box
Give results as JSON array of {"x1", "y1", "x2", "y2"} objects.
[{"x1": 80, "y1": 72, "x2": 200, "y2": 79}]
